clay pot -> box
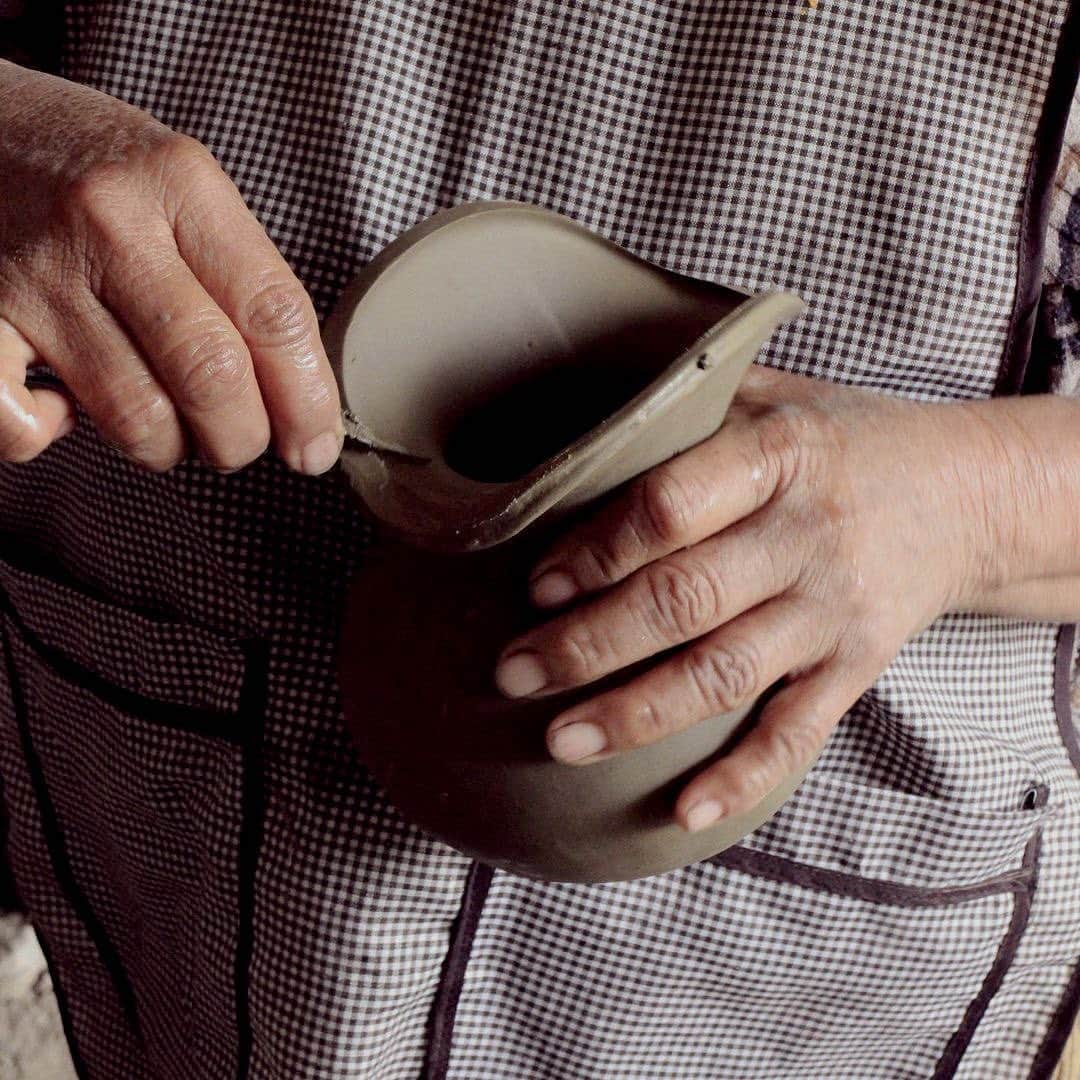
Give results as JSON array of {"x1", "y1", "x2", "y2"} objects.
[{"x1": 329, "y1": 202, "x2": 807, "y2": 882}]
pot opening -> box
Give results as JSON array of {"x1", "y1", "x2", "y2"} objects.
[{"x1": 442, "y1": 356, "x2": 657, "y2": 483}]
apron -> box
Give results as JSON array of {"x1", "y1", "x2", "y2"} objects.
[{"x1": 0, "y1": 1, "x2": 1078, "y2": 1076}]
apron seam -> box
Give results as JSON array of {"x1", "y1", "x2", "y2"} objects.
[
  {"x1": 0, "y1": 584, "x2": 252, "y2": 743},
  {"x1": 932, "y1": 820, "x2": 1045, "y2": 1078},
  {"x1": 0, "y1": 596, "x2": 145, "y2": 1057},
  {"x1": 997, "y1": 0, "x2": 1080, "y2": 396},
  {"x1": 712, "y1": 844, "x2": 1039, "y2": 907},
  {"x1": 1053, "y1": 622, "x2": 1080, "y2": 777},
  {"x1": 422, "y1": 860, "x2": 495, "y2": 1080},
  {"x1": 1028, "y1": 960, "x2": 1080, "y2": 1079},
  {"x1": 233, "y1": 639, "x2": 271, "y2": 1080}
]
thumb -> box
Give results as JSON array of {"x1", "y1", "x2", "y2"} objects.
[{"x1": 0, "y1": 317, "x2": 77, "y2": 462}]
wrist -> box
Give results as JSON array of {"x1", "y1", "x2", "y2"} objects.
[
  {"x1": 907, "y1": 401, "x2": 997, "y2": 614},
  {"x1": 943, "y1": 395, "x2": 1080, "y2": 612}
]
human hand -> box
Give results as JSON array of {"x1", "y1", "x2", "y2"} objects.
[
  {"x1": 494, "y1": 365, "x2": 1004, "y2": 832},
  {"x1": 0, "y1": 61, "x2": 342, "y2": 472}
]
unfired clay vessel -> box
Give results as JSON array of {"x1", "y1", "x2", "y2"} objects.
[{"x1": 329, "y1": 201, "x2": 807, "y2": 882}]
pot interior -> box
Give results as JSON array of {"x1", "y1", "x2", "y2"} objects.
[
  {"x1": 442, "y1": 345, "x2": 668, "y2": 483},
  {"x1": 332, "y1": 206, "x2": 743, "y2": 470}
]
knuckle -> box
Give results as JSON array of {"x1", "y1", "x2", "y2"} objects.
[
  {"x1": 61, "y1": 175, "x2": 131, "y2": 268},
  {"x1": 606, "y1": 509, "x2": 652, "y2": 565},
  {"x1": 99, "y1": 382, "x2": 174, "y2": 460},
  {"x1": 59, "y1": 123, "x2": 181, "y2": 219},
  {"x1": 569, "y1": 513, "x2": 652, "y2": 589},
  {"x1": 151, "y1": 133, "x2": 222, "y2": 193},
  {"x1": 243, "y1": 281, "x2": 314, "y2": 346},
  {"x1": 154, "y1": 135, "x2": 230, "y2": 216},
  {"x1": 639, "y1": 466, "x2": 696, "y2": 546},
  {"x1": 684, "y1": 639, "x2": 762, "y2": 715},
  {"x1": 96, "y1": 242, "x2": 174, "y2": 304},
  {"x1": 64, "y1": 166, "x2": 127, "y2": 219},
  {"x1": 730, "y1": 762, "x2": 776, "y2": 810},
  {"x1": 763, "y1": 722, "x2": 816, "y2": 778},
  {"x1": 163, "y1": 132, "x2": 217, "y2": 171},
  {"x1": 607, "y1": 695, "x2": 670, "y2": 750},
  {"x1": 641, "y1": 561, "x2": 722, "y2": 640},
  {"x1": 845, "y1": 619, "x2": 894, "y2": 674},
  {"x1": 171, "y1": 331, "x2": 252, "y2": 411},
  {"x1": 752, "y1": 406, "x2": 807, "y2": 495},
  {"x1": 550, "y1": 621, "x2": 613, "y2": 684},
  {"x1": 571, "y1": 539, "x2": 625, "y2": 589},
  {"x1": 61, "y1": 190, "x2": 162, "y2": 294}
]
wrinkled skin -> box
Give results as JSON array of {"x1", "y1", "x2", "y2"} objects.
[
  {"x1": 495, "y1": 365, "x2": 1080, "y2": 832},
  {"x1": 0, "y1": 61, "x2": 342, "y2": 473}
]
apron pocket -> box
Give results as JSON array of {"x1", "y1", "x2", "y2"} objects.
[
  {"x1": 736, "y1": 767, "x2": 1049, "y2": 889},
  {"x1": 446, "y1": 769, "x2": 1049, "y2": 1078},
  {"x1": 0, "y1": 555, "x2": 266, "y2": 1078}
]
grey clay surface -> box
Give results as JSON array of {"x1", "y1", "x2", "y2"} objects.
[{"x1": 330, "y1": 201, "x2": 807, "y2": 882}]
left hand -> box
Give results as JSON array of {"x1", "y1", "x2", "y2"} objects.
[{"x1": 494, "y1": 364, "x2": 1003, "y2": 833}]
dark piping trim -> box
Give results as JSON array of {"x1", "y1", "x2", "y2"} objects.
[
  {"x1": 233, "y1": 640, "x2": 271, "y2": 1080},
  {"x1": 0, "y1": 585, "x2": 252, "y2": 743},
  {"x1": 1053, "y1": 623, "x2": 1080, "y2": 776},
  {"x1": 0, "y1": 613, "x2": 143, "y2": 1050},
  {"x1": 712, "y1": 843, "x2": 1035, "y2": 909},
  {"x1": 1029, "y1": 961, "x2": 1080, "y2": 1079},
  {"x1": 996, "y1": 0, "x2": 1080, "y2": 396},
  {"x1": 423, "y1": 861, "x2": 495, "y2": 1079},
  {"x1": 933, "y1": 816, "x2": 1045, "y2": 1077}
]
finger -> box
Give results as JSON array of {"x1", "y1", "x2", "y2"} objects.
[
  {"x1": 94, "y1": 217, "x2": 270, "y2": 471},
  {"x1": 675, "y1": 659, "x2": 870, "y2": 832},
  {"x1": 165, "y1": 148, "x2": 343, "y2": 474},
  {"x1": 542, "y1": 595, "x2": 830, "y2": 765},
  {"x1": 495, "y1": 513, "x2": 797, "y2": 697},
  {"x1": 0, "y1": 319, "x2": 76, "y2": 461},
  {"x1": 30, "y1": 290, "x2": 188, "y2": 471},
  {"x1": 528, "y1": 410, "x2": 795, "y2": 608}
]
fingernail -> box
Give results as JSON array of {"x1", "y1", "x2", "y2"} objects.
[
  {"x1": 494, "y1": 652, "x2": 548, "y2": 697},
  {"x1": 531, "y1": 570, "x2": 578, "y2": 607},
  {"x1": 684, "y1": 799, "x2": 723, "y2": 833},
  {"x1": 300, "y1": 430, "x2": 343, "y2": 475},
  {"x1": 55, "y1": 413, "x2": 76, "y2": 439},
  {"x1": 549, "y1": 721, "x2": 607, "y2": 763}
]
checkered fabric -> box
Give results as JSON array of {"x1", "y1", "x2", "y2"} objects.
[{"x1": 0, "y1": 1, "x2": 1076, "y2": 1077}]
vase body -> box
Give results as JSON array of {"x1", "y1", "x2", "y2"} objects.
[{"x1": 331, "y1": 202, "x2": 807, "y2": 881}]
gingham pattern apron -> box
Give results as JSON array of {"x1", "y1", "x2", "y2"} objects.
[{"x1": 0, "y1": 2, "x2": 1078, "y2": 1077}]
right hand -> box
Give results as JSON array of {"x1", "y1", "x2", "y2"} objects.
[{"x1": 0, "y1": 61, "x2": 344, "y2": 473}]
